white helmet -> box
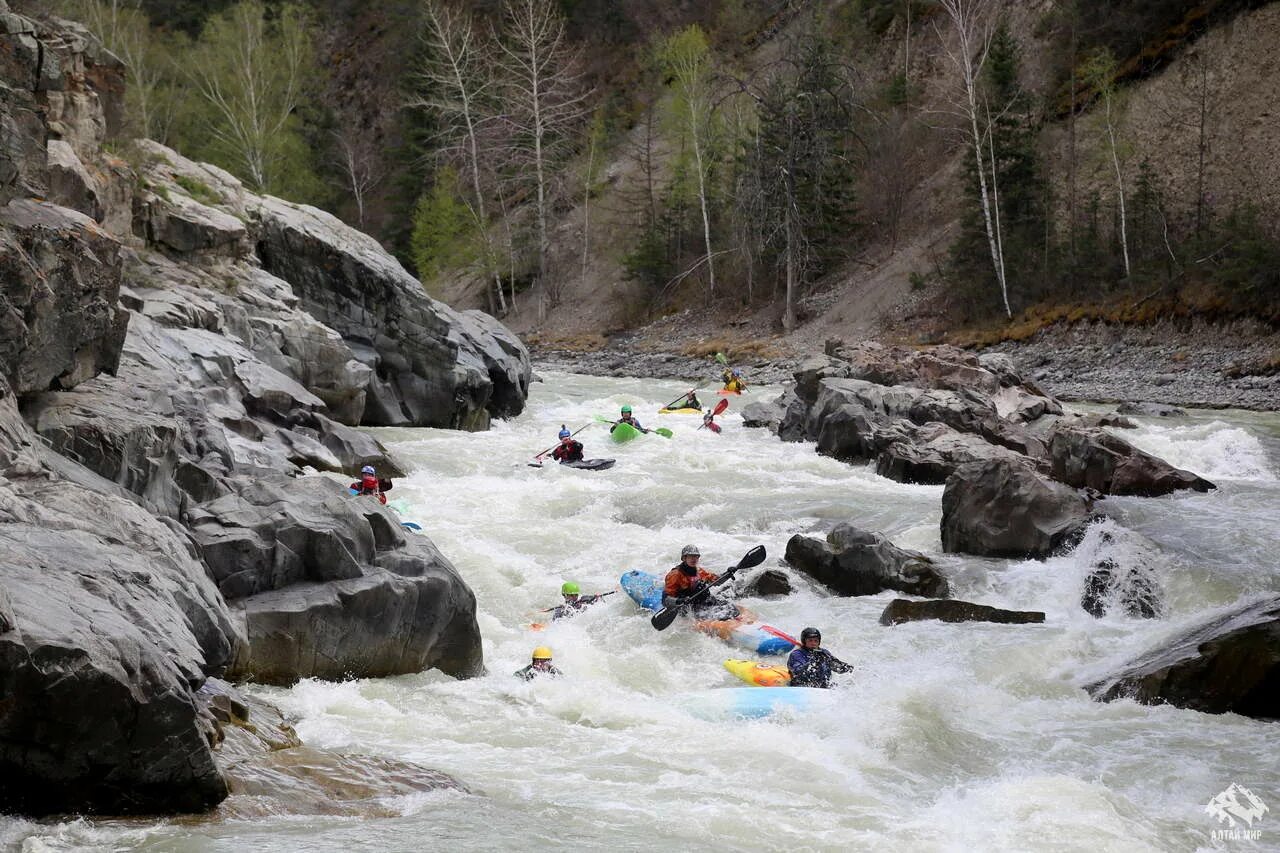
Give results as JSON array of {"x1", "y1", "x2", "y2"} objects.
[{"x1": 681, "y1": 544, "x2": 700, "y2": 558}]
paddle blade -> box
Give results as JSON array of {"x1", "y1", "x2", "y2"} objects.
[
  {"x1": 734, "y1": 545, "x2": 767, "y2": 572},
  {"x1": 651, "y1": 606, "x2": 680, "y2": 631},
  {"x1": 654, "y1": 427, "x2": 674, "y2": 438},
  {"x1": 593, "y1": 415, "x2": 614, "y2": 425},
  {"x1": 715, "y1": 352, "x2": 728, "y2": 365},
  {"x1": 712, "y1": 398, "x2": 730, "y2": 416}
]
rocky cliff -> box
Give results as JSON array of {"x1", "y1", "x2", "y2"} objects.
[{"x1": 0, "y1": 5, "x2": 519, "y2": 816}]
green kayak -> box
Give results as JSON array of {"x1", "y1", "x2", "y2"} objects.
[{"x1": 610, "y1": 422, "x2": 642, "y2": 444}]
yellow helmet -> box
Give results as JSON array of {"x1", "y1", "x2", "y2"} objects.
[{"x1": 531, "y1": 646, "x2": 553, "y2": 660}]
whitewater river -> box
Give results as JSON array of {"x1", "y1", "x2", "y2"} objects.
[{"x1": 7, "y1": 372, "x2": 1280, "y2": 852}]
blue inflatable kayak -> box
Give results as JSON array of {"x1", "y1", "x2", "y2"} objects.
[
  {"x1": 680, "y1": 687, "x2": 825, "y2": 720},
  {"x1": 620, "y1": 570, "x2": 665, "y2": 611}
]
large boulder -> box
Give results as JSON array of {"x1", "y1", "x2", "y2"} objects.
[
  {"x1": 785, "y1": 524, "x2": 949, "y2": 598},
  {"x1": 1048, "y1": 426, "x2": 1215, "y2": 496},
  {"x1": 879, "y1": 598, "x2": 1046, "y2": 626},
  {"x1": 0, "y1": 453, "x2": 243, "y2": 815},
  {"x1": 941, "y1": 458, "x2": 1092, "y2": 559},
  {"x1": 1087, "y1": 595, "x2": 1280, "y2": 718},
  {"x1": 187, "y1": 476, "x2": 483, "y2": 684},
  {"x1": 875, "y1": 423, "x2": 1027, "y2": 485},
  {"x1": 741, "y1": 568, "x2": 793, "y2": 598},
  {"x1": 0, "y1": 199, "x2": 129, "y2": 394},
  {"x1": 252, "y1": 194, "x2": 530, "y2": 428}
]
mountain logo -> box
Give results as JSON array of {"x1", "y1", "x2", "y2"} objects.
[{"x1": 1206, "y1": 783, "x2": 1269, "y2": 829}]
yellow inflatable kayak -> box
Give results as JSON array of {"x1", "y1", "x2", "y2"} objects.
[
  {"x1": 658, "y1": 406, "x2": 702, "y2": 415},
  {"x1": 724, "y1": 658, "x2": 791, "y2": 687}
]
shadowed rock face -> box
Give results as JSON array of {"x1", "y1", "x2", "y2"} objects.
[
  {"x1": 785, "y1": 523, "x2": 949, "y2": 598},
  {"x1": 1048, "y1": 426, "x2": 1214, "y2": 496},
  {"x1": 1087, "y1": 595, "x2": 1280, "y2": 718},
  {"x1": 878, "y1": 599, "x2": 1046, "y2": 626},
  {"x1": 941, "y1": 458, "x2": 1093, "y2": 560},
  {"x1": 0, "y1": 7, "x2": 509, "y2": 817}
]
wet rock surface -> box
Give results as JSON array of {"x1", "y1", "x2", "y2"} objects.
[
  {"x1": 879, "y1": 599, "x2": 1047, "y2": 626},
  {"x1": 785, "y1": 523, "x2": 949, "y2": 598},
  {"x1": 1087, "y1": 595, "x2": 1280, "y2": 718}
]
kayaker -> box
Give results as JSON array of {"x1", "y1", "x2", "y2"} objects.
[
  {"x1": 514, "y1": 646, "x2": 563, "y2": 680},
  {"x1": 550, "y1": 426, "x2": 585, "y2": 464},
  {"x1": 549, "y1": 581, "x2": 607, "y2": 620},
  {"x1": 349, "y1": 464, "x2": 392, "y2": 505},
  {"x1": 611, "y1": 405, "x2": 648, "y2": 434},
  {"x1": 787, "y1": 627, "x2": 852, "y2": 689},
  {"x1": 679, "y1": 390, "x2": 702, "y2": 410},
  {"x1": 663, "y1": 545, "x2": 738, "y2": 620},
  {"x1": 721, "y1": 367, "x2": 747, "y2": 393}
]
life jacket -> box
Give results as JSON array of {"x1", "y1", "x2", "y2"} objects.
[
  {"x1": 664, "y1": 565, "x2": 718, "y2": 598},
  {"x1": 786, "y1": 647, "x2": 850, "y2": 688},
  {"x1": 552, "y1": 440, "x2": 584, "y2": 462}
]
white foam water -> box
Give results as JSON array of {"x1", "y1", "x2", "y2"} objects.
[{"x1": 5, "y1": 374, "x2": 1278, "y2": 852}]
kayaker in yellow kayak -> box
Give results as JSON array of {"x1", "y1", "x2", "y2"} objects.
[
  {"x1": 677, "y1": 390, "x2": 702, "y2": 410},
  {"x1": 787, "y1": 628, "x2": 852, "y2": 688},
  {"x1": 514, "y1": 646, "x2": 563, "y2": 680},
  {"x1": 721, "y1": 367, "x2": 747, "y2": 393},
  {"x1": 610, "y1": 405, "x2": 649, "y2": 435}
]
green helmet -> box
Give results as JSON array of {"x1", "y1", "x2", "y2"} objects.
[
  {"x1": 561, "y1": 581, "x2": 580, "y2": 595},
  {"x1": 621, "y1": 405, "x2": 632, "y2": 414}
]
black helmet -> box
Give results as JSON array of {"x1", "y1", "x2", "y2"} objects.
[{"x1": 800, "y1": 627, "x2": 821, "y2": 643}]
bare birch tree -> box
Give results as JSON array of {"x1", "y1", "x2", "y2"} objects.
[
  {"x1": 410, "y1": 1, "x2": 507, "y2": 312},
  {"x1": 656, "y1": 25, "x2": 720, "y2": 299},
  {"x1": 332, "y1": 127, "x2": 382, "y2": 229},
  {"x1": 496, "y1": 0, "x2": 590, "y2": 313},
  {"x1": 1082, "y1": 49, "x2": 1130, "y2": 278},
  {"x1": 187, "y1": 1, "x2": 312, "y2": 192},
  {"x1": 934, "y1": 0, "x2": 1011, "y2": 317}
]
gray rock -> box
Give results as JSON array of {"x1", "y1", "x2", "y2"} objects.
[
  {"x1": 875, "y1": 424, "x2": 1027, "y2": 485},
  {"x1": 252, "y1": 194, "x2": 530, "y2": 428},
  {"x1": 0, "y1": 199, "x2": 129, "y2": 394},
  {"x1": 187, "y1": 476, "x2": 483, "y2": 684},
  {"x1": 879, "y1": 598, "x2": 1046, "y2": 626},
  {"x1": 941, "y1": 458, "x2": 1092, "y2": 559},
  {"x1": 0, "y1": 449, "x2": 243, "y2": 815},
  {"x1": 740, "y1": 397, "x2": 786, "y2": 431},
  {"x1": 1087, "y1": 595, "x2": 1280, "y2": 718},
  {"x1": 46, "y1": 139, "x2": 103, "y2": 220},
  {"x1": 784, "y1": 524, "x2": 949, "y2": 598},
  {"x1": 741, "y1": 568, "x2": 792, "y2": 598},
  {"x1": 1048, "y1": 426, "x2": 1214, "y2": 496}
]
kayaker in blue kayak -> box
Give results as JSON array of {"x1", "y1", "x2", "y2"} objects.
[
  {"x1": 787, "y1": 628, "x2": 852, "y2": 688},
  {"x1": 551, "y1": 426, "x2": 585, "y2": 464},
  {"x1": 549, "y1": 582, "x2": 609, "y2": 620},
  {"x1": 611, "y1": 405, "x2": 648, "y2": 434},
  {"x1": 662, "y1": 545, "x2": 739, "y2": 620},
  {"x1": 514, "y1": 646, "x2": 563, "y2": 680}
]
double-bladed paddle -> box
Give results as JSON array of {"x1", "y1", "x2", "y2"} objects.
[
  {"x1": 531, "y1": 423, "x2": 592, "y2": 464},
  {"x1": 662, "y1": 389, "x2": 703, "y2": 411},
  {"x1": 697, "y1": 397, "x2": 730, "y2": 432},
  {"x1": 594, "y1": 415, "x2": 673, "y2": 438},
  {"x1": 650, "y1": 545, "x2": 767, "y2": 631}
]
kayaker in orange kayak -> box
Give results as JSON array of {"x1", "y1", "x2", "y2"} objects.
[{"x1": 721, "y1": 367, "x2": 746, "y2": 393}]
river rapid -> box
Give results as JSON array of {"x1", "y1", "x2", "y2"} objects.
[{"x1": 6, "y1": 372, "x2": 1279, "y2": 852}]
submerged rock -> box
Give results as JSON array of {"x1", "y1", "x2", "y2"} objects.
[
  {"x1": 741, "y1": 568, "x2": 793, "y2": 598},
  {"x1": 203, "y1": 679, "x2": 466, "y2": 820},
  {"x1": 1116, "y1": 401, "x2": 1188, "y2": 418},
  {"x1": 941, "y1": 458, "x2": 1092, "y2": 559},
  {"x1": 1087, "y1": 595, "x2": 1280, "y2": 718},
  {"x1": 785, "y1": 523, "x2": 949, "y2": 598},
  {"x1": 879, "y1": 599, "x2": 1046, "y2": 626}
]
